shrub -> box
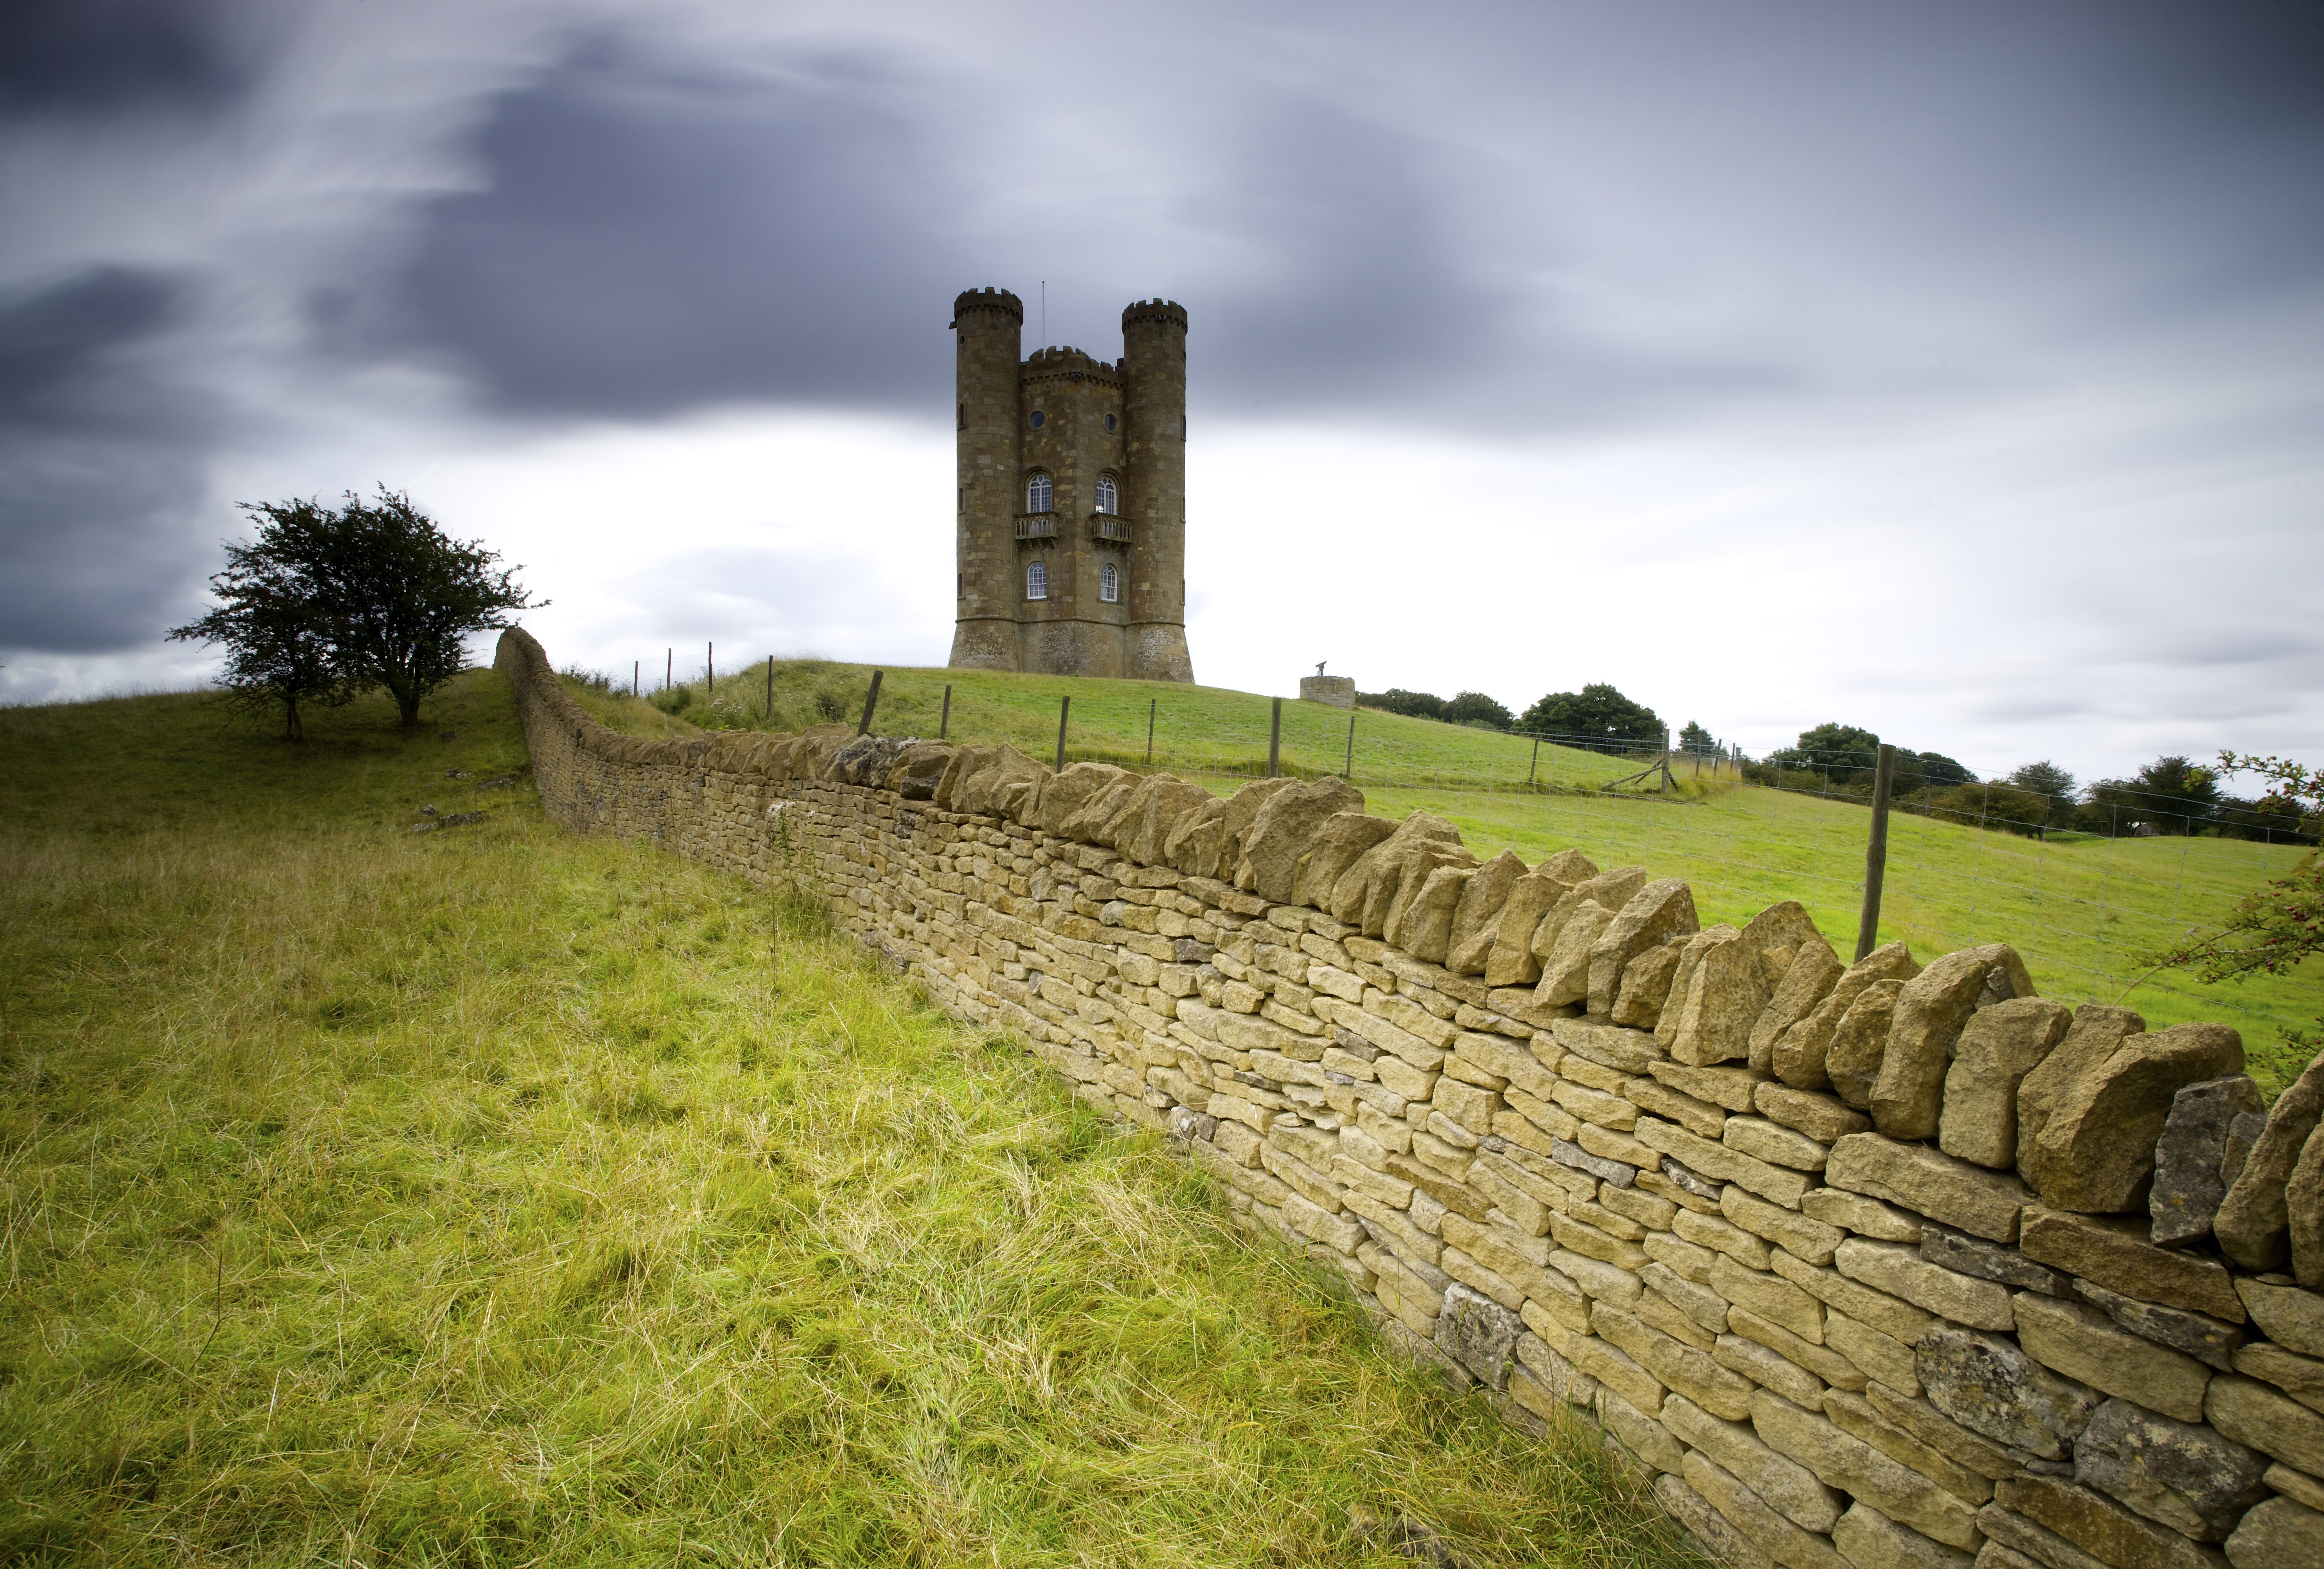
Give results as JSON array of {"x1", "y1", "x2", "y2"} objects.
[
  {"x1": 1443, "y1": 691, "x2": 1513, "y2": 730},
  {"x1": 652, "y1": 685, "x2": 693, "y2": 715},
  {"x1": 1518, "y1": 683, "x2": 1662, "y2": 745}
]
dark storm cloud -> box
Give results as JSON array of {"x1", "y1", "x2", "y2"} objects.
[
  {"x1": 382, "y1": 42, "x2": 968, "y2": 417},
  {"x1": 0, "y1": 0, "x2": 275, "y2": 118},
  {"x1": 0, "y1": 266, "x2": 218, "y2": 649}
]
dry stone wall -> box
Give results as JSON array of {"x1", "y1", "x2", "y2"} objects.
[{"x1": 499, "y1": 629, "x2": 2324, "y2": 1569}]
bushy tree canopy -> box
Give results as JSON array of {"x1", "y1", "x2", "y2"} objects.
[
  {"x1": 2010, "y1": 760, "x2": 2076, "y2": 801},
  {"x1": 167, "y1": 525, "x2": 355, "y2": 740},
  {"x1": 1519, "y1": 683, "x2": 1662, "y2": 745},
  {"x1": 1358, "y1": 689, "x2": 1446, "y2": 720},
  {"x1": 1768, "y1": 722, "x2": 1881, "y2": 782},
  {"x1": 1444, "y1": 691, "x2": 1513, "y2": 729},
  {"x1": 1678, "y1": 720, "x2": 1719, "y2": 756},
  {"x1": 2084, "y1": 755, "x2": 2222, "y2": 835}
]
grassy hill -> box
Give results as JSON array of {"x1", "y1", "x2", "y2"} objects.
[
  {"x1": 0, "y1": 674, "x2": 1698, "y2": 1568},
  {"x1": 604, "y1": 654, "x2": 2321, "y2": 1095}
]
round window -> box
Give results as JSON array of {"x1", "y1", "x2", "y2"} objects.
[
  {"x1": 1104, "y1": 413, "x2": 1118, "y2": 432},
  {"x1": 1029, "y1": 410, "x2": 1045, "y2": 429}
]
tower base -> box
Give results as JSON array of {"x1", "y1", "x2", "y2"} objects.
[{"x1": 1129, "y1": 623, "x2": 1195, "y2": 683}]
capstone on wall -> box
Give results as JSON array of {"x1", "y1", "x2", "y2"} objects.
[{"x1": 500, "y1": 628, "x2": 2324, "y2": 1569}]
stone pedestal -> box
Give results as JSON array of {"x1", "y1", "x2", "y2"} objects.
[{"x1": 1300, "y1": 675, "x2": 1356, "y2": 709}]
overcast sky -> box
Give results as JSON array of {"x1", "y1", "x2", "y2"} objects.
[{"x1": 4, "y1": 0, "x2": 2320, "y2": 785}]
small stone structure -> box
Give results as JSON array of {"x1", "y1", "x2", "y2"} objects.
[
  {"x1": 948, "y1": 288, "x2": 1194, "y2": 682},
  {"x1": 1300, "y1": 675, "x2": 1357, "y2": 709},
  {"x1": 502, "y1": 627, "x2": 2324, "y2": 1569}
]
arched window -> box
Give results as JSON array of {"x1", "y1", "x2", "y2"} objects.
[
  {"x1": 1026, "y1": 560, "x2": 1048, "y2": 600},
  {"x1": 1094, "y1": 475, "x2": 1118, "y2": 515},
  {"x1": 1026, "y1": 472, "x2": 1052, "y2": 513},
  {"x1": 1100, "y1": 562, "x2": 1119, "y2": 603}
]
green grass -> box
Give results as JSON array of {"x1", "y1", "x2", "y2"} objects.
[
  {"x1": 648, "y1": 657, "x2": 2322, "y2": 1096},
  {"x1": 0, "y1": 674, "x2": 1700, "y2": 1568}
]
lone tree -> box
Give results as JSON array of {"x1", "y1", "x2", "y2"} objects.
[
  {"x1": 1443, "y1": 690, "x2": 1514, "y2": 729},
  {"x1": 1519, "y1": 683, "x2": 1662, "y2": 746},
  {"x1": 1769, "y1": 722, "x2": 1881, "y2": 783},
  {"x1": 167, "y1": 522, "x2": 355, "y2": 740},
  {"x1": 1678, "y1": 720, "x2": 1718, "y2": 756},
  {"x1": 171, "y1": 489, "x2": 541, "y2": 733}
]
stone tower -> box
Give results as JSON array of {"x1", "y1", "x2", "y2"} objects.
[{"x1": 946, "y1": 287, "x2": 1195, "y2": 681}]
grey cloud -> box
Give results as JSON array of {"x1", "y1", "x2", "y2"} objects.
[{"x1": 0, "y1": 0, "x2": 278, "y2": 119}]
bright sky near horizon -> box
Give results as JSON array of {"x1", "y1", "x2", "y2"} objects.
[{"x1": 4, "y1": 1, "x2": 2321, "y2": 789}]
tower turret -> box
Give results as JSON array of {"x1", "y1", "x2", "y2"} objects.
[
  {"x1": 947, "y1": 287, "x2": 1023, "y2": 670},
  {"x1": 1120, "y1": 300, "x2": 1193, "y2": 682}
]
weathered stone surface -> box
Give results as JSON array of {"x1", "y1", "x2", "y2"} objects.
[
  {"x1": 1445, "y1": 849, "x2": 1527, "y2": 975},
  {"x1": 1385, "y1": 862, "x2": 1476, "y2": 963},
  {"x1": 1653, "y1": 1059, "x2": 1768, "y2": 1112},
  {"x1": 1533, "y1": 866, "x2": 1650, "y2": 961},
  {"x1": 1837, "y1": 1238, "x2": 2015, "y2": 1332},
  {"x1": 2209, "y1": 1372, "x2": 2324, "y2": 1476},
  {"x1": 1436, "y1": 1281, "x2": 1523, "y2": 1390},
  {"x1": 1874, "y1": 944, "x2": 2036, "y2": 1141},
  {"x1": 1920, "y1": 1223, "x2": 2072, "y2": 1297},
  {"x1": 1915, "y1": 1323, "x2": 2100, "y2": 1459},
  {"x1": 1865, "y1": 1381, "x2": 2027, "y2": 1483},
  {"x1": 1751, "y1": 1389, "x2": 1985, "y2": 1549},
  {"x1": 1682, "y1": 1450, "x2": 1845, "y2": 1569},
  {"x1": 1611, "y1": 941, "x2": 1685, "y2": 1029},
  {"x1": 2028, "y1": 1022, "x2": 2246, "y2": 1215},
  {"x1": 2014, "y1": 1004, "x2": 2147, "y2": 1178},
  {"x1": 1161, "y1": 792, "x2": 1234, "y2": 878},
  {"x1": 1049, "y1": 762, "x2": 1140, "y2": 838},
  {"x1": 1290, "y1": 811, "x2": 1396, "y2": 909},
  {"x1": 1741, "y1": 901, "x2": 1828, "y2": 988},
  {"x1": 1657, "y1": 927, "x2": 1732, "y2": 1050},
  {"x1": 1234, "y1": 775, "x2": 1364, "y2": 903},
  {"x1": 2152, "y1": 1076, "x2": 2270, "y2": 1248},
  {"x1": 1481, "y1": 852, "x2": 1597, "y2": 986},
  {"x1": 1111, "y1": 774, "x2": 1216, "y2": 865},
  {"x1": 2014, "y1": 1293, "x2": 2212, "y2": 1423},
  {"x1": 1329, "y1": 809, "x2": 1463, "y2": 935},
  {"x1": 1666, "y1": 1393, "x2": 1845, "y2": 1531},
  {"x1": 2069, "y1": 1278, "x2": 2246, "y2": 1371},
  {"x1": 2074, "y1": 1396, "x2": 2271, "y2": 1541},
  {"x1": 1656, "y1": 1473, "x2": 1778, "y2": 1569},
  {"x1": 1672, "y1": 927, "x2": 1773, "y2": 1067},
  {"x1": 1826, "y1": 979, "x2": 1908, "y2": 1110},
  {"x1": 1638, "y1": 1116, "x2": 1812, "y2": 1207},
  {"x1": 2261, "y1": 1461, "x2": 2324, "y2": 1512},
  {"x1": 2019, "y1": 1207, "x2": 2246, "y2": 1322},
  {"x1": 1939, "y1": 998, "x2": 2074, "y2": 1170},
  {"x1": 2225, "y1": 1495, "x2": 2324, "y2": 1569},
  {"x1": 1830, "y1": 1501, "x2": 1974, "y2": 1569},
  {"x1": 1533, "y1": 901, "x2": 1616, "y2": 1008},
  {"x1": 1589, "y1": 878, "x2": 1700, "y2": 1016},
  {"x1": 1775, "y1": 941, "x2": 1920, "y2": 1092},
  {"x1": 1758, "y1": 1083, "x2": 1872, "y2": 1145},
  {"x1": 1726, "y1": 1185, "x2": 1846, "y2": 1266},
  {"x1": 1996, "y1": 1473, "x2": 2234, "y2": 1569},
  {"x1": 2289, "y1": 1122, "x2": 2324, "y2": 1291},
  {"x1": 1823, "y1": 1387, "x2": 1996, "y2": 1506},
  {"x1": 1599, "y1": 1384, "x2": 1687, "y2": 1474},
  {"x1": 1970, "y1": 1511, "x2": 2083, "y2": 1569},
  {"x1": 1804, "y1": 1186, "x2": 1923, "y2": 1243},
  {"x1": 1753, "y1": 934, "x2": 1845, "y2": 1075},
  {"x1": 2237, "y1": 1277, "x2": 2324, "y2": 1358},
  {"x1": 1554, "y1": 1016, "x2": 1666, "y2": 1075},
  {"x1": 2218, "y1": 1053, "x2": 2324, "y2": 1274},
  {"x1": 1828, "y1": 1134, "x2": 2033, "y2": 1244}
]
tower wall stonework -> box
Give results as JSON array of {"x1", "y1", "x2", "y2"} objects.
[
  {"x1": 947, "y1": 288, "x2": 1193, "y2": 682},
  {"x1": 506, "y1": 621, "x2": 2324, "y2": 1569}
]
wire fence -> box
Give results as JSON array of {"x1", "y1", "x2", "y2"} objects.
[{"x1": 576, "y1": 656, "x2": 2320, "y2": 1086}]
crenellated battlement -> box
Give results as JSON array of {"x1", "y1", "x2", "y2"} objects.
[
  {"x1": 953, "y1": 286, "x2": 1024, "y2": 324},
  {"x1": 1121, "y1": 298, "x2": 1188, "y2": 332}
]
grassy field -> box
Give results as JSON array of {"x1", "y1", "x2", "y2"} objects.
[
  {"x1": 625, "y1": 656, "x2": 2321, "y2": 1095},
  {"x1": 0, "y1": 674, "x2": 1701, "y2": 1568}
]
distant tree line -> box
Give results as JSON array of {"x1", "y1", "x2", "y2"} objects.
[
  {"x1": 1360, "y1": 681, "x2": 1696, "y2": 751},
  {"x1": 1747, "y1": 723, "x2": 2312, "y2": 842},
  {"x1": 169, "y1": 489, "x2": 540, "y2": 739}
]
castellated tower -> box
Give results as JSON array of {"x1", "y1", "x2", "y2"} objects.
[{"x1": 945, "y1": 287, "x2": 1195, "y2": 681}]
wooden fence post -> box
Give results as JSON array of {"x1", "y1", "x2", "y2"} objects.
[
  {"x1": 1855, "y1": 742, "x2": 1897, "y2": 961},
  {"x1": 1055, "y1": 696, "x2": 1071, "y2": 773},
  {"x1": 857, "y1": 670, "x2": 883, "y2": 736},
  {"x1": 939, "y1": 684, "x2": 952, "y2": 740},
  {"x1": 1267, "y1": 698, "x2": 1282, "y2": 778}
]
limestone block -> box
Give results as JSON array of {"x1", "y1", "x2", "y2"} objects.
[
  {"x1": 1589, "y1": 877, "x2": 1700, "y2": 1016},
  {"x1": 2073, "y1": 1396, "x2": 2270, "y2": 1541},
  {"x1": 1673, "y1": 928, "x2": 1774, "y2": 1068},
  {"x1": 1803, "y1": 1187, "x2": 1923, "y2": 1243},
  {"x1": 1823, "y1": 1388, "x2": 1995, "y2": 1506},
  {"x1": 1556, "y1": 1015, "x2": 1667, "y2": 1074},
  {"x1": 1825, "y1": 980, "x2": 1908, "y2": 1110},
  {"x1": 1714, "y1": 1252, "x2": 1826, "y2": 1340},
  {"x1": 2237, "y1": 1278, "x2": 2324, "y2": 1358},
  {"x1": 1385, "y1": 863, "x2": 1474, "y2": 963},
  {"x1": 1773, "y1": 940, "x2": 1919, "y2": 1092},
  {"x1": 1533, "y1": 901, "x2": 1615, "y2": 1008},
  {"x1": 1051, "y1": 764, "x2": 1140, "y2": 840},
  {"x1": 1638, "y1": 1116, "x2": 1813, "y2": 1208},
  {"x1": 2015, "y1": 1005, "x2": 2147, "y2": 1177},
  {"x1": 1162, "y1": 794, "x2": 1232, "y2": 879},
  {"x1": 1597, "y1": 1300, "x2": 1759, "y2": 1419},
  {"x1": 2262, "y1": 1462, "x2": 2324, "y2": 1512},
  {"x1": 2018, "y1": 1207, "x2": 2245, "y2": 1322},
  {"x1": 1232, "y1": 776, "x2": 1363, "y2": 902},
  {"x1": 2151, "y1": 1076, "x2": 2268, "y2": 1248},
  {"x1": 1837, "y1": 1238, "x2": 2015, "y2": 1333},
  {"x1": 1436, "y1": 1282, "x2": 1523, "y2": 1390},
  {"x1": 1750, "y1": 1389, "x2": 1985, "y2": 1549},
  {"x1": 1717, "y1": 1325, "x2": 1835, "y2": 1407},
  {"x1": 1658, "y1": 926, "x2": 1734, "y2": 1050},
  {"x1": 1997, "y1": 1474, "x2": 2234, "y2": 1569},
  {"x1": 2014, "y1": 1293, "x2": 2211, "y2": 1423},
  {"x1": 1656, "y1": 1472, "x2": 1779, "y2": 1569},
  {"x1": 1939, "y1": 999, "x2": 2074, "y2": 1170},
  {"x1": 1871, "y1": 943, "x2": 2036, "y2": 1141},
  {"x1": 1120, "y1": 775, "x2": 1217, "y2": 867},
  {"x1": 1915, "y1": 1323, "x2": 2100, "y2": 1459},
  {"x1": 1680, "y1": 1450, "x2": 1848, "y2": 1569},
  {"x1": 1653, "y1": 1059, "x2": 1768, "y2": 1112},
  {"x1": 1666, "y1": 1393, "x2": 1846, "y2": 1531},
  {"x1": 1445, "y1": 849, "x2": 1527, "y2": 975},
  {"x1": 1831, "y1": 1501, "x2": 1975, "y2": 1569},
  {"x1": 2073, "y1": 1278, "x2": 2244, "y2": 1371},
  {"x1": 1612, "y1": 941, "x2": 1686, "y2": 1029},
  {"x1": 1725, "y1": 1185, "x2": 1847, "y2": 1267},
  {"x1": 1865, "y1": 1382, "x2": 2028, "y2": 1483},
  {"x1": 1752, "y1": 933, "x2": 1844, "y2": 1075},
  {"x1": 2290, "y1": 1123, "x2": 2324, "y2": 1291},
  {"x1": 1827, "y1": 1311, "x2": 1921, "y2": 1397},
  {"x1": 1828, "y1": 1133, "x2": 2033, "y2": 1244},
  {"x1": 1971, "y1": 1505, "x2": 2100, "y2": 1569},
  {"x1": 1919, "y1": 1223, "x2": 2074, "y2": 1297},
  {"x1": 2209, "y1": 1372, "x2": 2324, "y2": 1476},
  {"x1": 1289, "y1": 812, "x2": 1395, "y2": 910},
  {"x1": 2217, "y1": 1051, "x2": 2324, "y2": 1273},
  {"x1": 2225, "y1": 1496, "x2": 2324, "y2": 1569},
  {"x1": 1759, "y1": 1084, "x2": 1871, "y2": 1146},
  {"x1": 2028, "y1": 1022, "x2": 2246, "y2": 1215},
  {"x1": 1482, "y1": 853, "x2": 1597, "y2": 987},
  {"x1": 1630, "y1": 1073, "x2": 1729, "y2": 1138},
  {"x1": 1728, "y1": 1116, "x2": 1832, "y2": 1173}
]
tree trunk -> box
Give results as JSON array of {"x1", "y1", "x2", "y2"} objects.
[
  {"x1": 398, "y1": 692, "x2": 422, "y2": 728},
  {"x1": 284, "y1": 693, "x2": 303, "y2": 741}
]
